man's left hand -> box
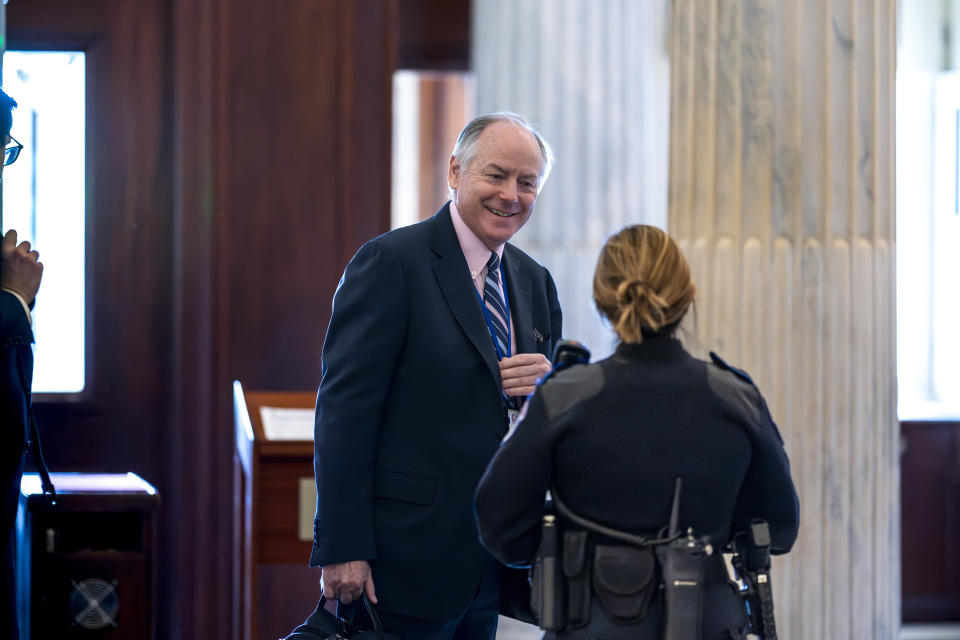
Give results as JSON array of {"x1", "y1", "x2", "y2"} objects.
[
  {"x1": 499, "y1": 352, "x2": 551, "y2": 398},
  {"x1": 0, "y1": 229, "x2": 43, "y2": 305}
]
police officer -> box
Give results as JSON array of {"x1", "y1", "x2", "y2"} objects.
[{"x1": 474, "y1": 224, "x2": 800, "y2": 639}]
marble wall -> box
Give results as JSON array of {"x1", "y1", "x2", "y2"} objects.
[
  {"x1": 473, "y1": 0, "x2": 672, "y2": 358},
  {"x1": 475, "y1": 1, "x2": 900, "y2": 637},
  {"x1": 669, "y1": 1, "x2": 899, "y2": 638}
]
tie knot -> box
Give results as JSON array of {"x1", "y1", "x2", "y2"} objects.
[{"x1": 486, "y1": 252, "x2": 500, "y2": 273}]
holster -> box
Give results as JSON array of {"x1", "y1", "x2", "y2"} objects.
[
  {"x1": 530, "y1": 516, "x2": 564, "y2": 630},
  {"x1": 563, "y1": 531, "x2": 591, "y2": 628},
  {"x1": 654, "y1": 535, "x2": 709, "y2": 640}
]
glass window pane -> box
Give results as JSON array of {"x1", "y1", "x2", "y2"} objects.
[{"x1": 2, "y1": 51, "x2": 86, "y2": 393}]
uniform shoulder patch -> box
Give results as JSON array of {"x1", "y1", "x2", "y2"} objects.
[
  {"x1": 540, "y1": 362, "x2": 604, "y2": 420},
  {"x1": 709, "y1": 351, "x2": 755, "y2": 385},
  {"x1": 708, "y1": 351, "x2": 785, "y2": 445}
]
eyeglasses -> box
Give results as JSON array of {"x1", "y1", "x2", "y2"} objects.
[{"x1": 4, "y1": 136, "x2": 23, "y2": 166}]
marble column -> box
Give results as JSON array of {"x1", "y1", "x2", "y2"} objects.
[
  {"x1": 669, "y1": 1, "x2": 899, "y2": 639},
  {"x1": 473, "y1": 0, "x2": 672, "y2": 358}
]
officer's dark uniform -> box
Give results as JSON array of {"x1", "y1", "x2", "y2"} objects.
[{"x1": 474, "y1": 334, "x2": 800, "y2": 640}]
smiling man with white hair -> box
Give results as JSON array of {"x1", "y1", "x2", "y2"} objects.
[{"x1": 307, "y1": 112, "x2": 562, "y2": 639}]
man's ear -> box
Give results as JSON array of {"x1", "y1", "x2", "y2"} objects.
[{"x1": 448, "y1": 155, "x2": 459, "y2": 191}]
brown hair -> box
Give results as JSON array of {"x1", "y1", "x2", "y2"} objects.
[{"x1": 593, "y1": 225, "x2": 695, "y2": 344}]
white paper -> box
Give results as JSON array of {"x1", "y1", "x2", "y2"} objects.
[
  {"x1": 298, "y1": 477, "x2": 317, "y2": 541},
  {"x1": 259, "y1": 406, "x2": 315, "y2": 441}
]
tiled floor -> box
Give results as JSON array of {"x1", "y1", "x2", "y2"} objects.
[
  {"x1": 496, "y1": 616, "x2": 542, "y2": 639},
  {"x1": 496, "y1": 620, "x2": 960, "y2": 639},
  {"x1": 901, "y1": 625, "x2": 960, "y2": 640}
]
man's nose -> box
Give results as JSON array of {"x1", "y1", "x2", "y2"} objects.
[{"x1": 499, "y1": 180, "x2": 518, "y2": 202}]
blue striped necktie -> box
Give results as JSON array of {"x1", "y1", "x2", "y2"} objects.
[{"x1": 484, "y1": 252, "x2": 509, "y2": 358}]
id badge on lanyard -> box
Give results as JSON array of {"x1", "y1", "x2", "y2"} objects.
[{"x1": 506, "y1": 406, "x2": 522, "y2": 435}]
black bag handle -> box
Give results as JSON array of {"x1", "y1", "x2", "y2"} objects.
[
  {"x1": 359, "y1": 594, "x2": 385, "y2": 631},
  {"x1": 321, "y1": 593, "x2": 386, "y2": 633}
]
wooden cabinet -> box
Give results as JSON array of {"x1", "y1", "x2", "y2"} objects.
[
  {"x1": 233, "y1": 382, "x2": 321, "y2": 640},
  {"x1": 17, "y1": 473, "x2": 159, "y2": 639}
]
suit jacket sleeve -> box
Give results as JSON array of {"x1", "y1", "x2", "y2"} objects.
[
  {"x1": 311, "y1": 240, "x2": 407, "y2": 566},
  {"x1": 0, "y1": 291, "x2": 33, "y2": 541}
]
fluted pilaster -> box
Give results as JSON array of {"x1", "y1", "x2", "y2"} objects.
[
  {"x1": 473, "y1": 0, "x2": 671, "y2": 357},
  {"x1": 669, "y1": 1, "x2": 899, "y2": 638}
]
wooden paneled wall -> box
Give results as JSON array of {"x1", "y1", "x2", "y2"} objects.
[
  {"x1": 8, "y1": 0, "x2": 173, "y2": 564},
  {"x1": 397, "y1": 0, "x2": 470, "y2": 70},
  {"x1": 219, "y1": 0, "x2": 396, "y2": 391},
  {"x1": 175, "y1": 0, "x2": 400, "y2": 636},
  {"x1": 8, "y1": 0, "x2": 469, "y2": 638},
  {"x1": 901, "y1": 421, "x2": 960, "y2": 622},
  {"x1": 6, "y1": 2, "x2": 175, "y2": 638}
]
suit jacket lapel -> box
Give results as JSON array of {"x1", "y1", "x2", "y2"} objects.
[
  {"x1": 503, "y1": 245, "x2": 536, "y2": 355},
  {"x1": 429, "y1": 205, "x2": 502, "y2": 385}
]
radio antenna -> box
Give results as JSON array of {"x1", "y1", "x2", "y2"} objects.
[{"x1": 668, "y1": 477, "x2": 682, "y2": 536}]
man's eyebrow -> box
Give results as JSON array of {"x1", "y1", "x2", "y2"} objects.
[{"x1": 484, "y1": 163, "x2": 539, "y2": 180}]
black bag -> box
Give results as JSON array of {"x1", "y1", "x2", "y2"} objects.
[{"x1": 282, "y1": 594, "x2": 399, "y2": 640}]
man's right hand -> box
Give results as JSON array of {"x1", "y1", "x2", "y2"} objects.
[
  {"x1": 0, "y1": 229, "x2": 43, "y2": 305},
  {"x1": 321, "y1": 560, "x2": 377, "y2": 605}
]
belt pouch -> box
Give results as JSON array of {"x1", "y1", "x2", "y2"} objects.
[
  {"x1": 563, "y1": 531, "x2": 590, "y2": 628},
  {"x1": 654, "y1": 539, "x2": 707, "y2": 640},
  {"x1": 591, "y1": 544, "x2": 657, "y2": 622}
]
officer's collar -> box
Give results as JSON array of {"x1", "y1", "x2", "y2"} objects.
[{"x1": 614, "y1": 334, "x2": 686, "y2": 360}]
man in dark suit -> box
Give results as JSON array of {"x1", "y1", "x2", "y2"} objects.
[
  {"x1": 0, "y1": 88, "x2": 45, "y2": 640},
  {"x1": 310, "y1": 112, "x2": 562, "y2": 639}
]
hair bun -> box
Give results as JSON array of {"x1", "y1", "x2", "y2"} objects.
[
  {"x1": 616, "y1": 279, "x2": 652, "y2": 305},
  {"x1": 616, "y1": 278, "x2": 669, "y2": 331},
  {"x1": 593, "y1": 224, "x2": 694, "y2": 344}
]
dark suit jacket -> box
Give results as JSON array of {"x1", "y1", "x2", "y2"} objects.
[
  {"x1": 310, "y1": 203, "x2": 562, "y2": 620},
  {"x1": 0, "y1": 291, "x2": 34, "y2": 638}
]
